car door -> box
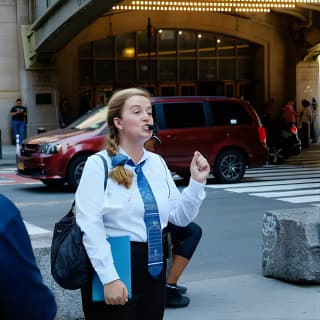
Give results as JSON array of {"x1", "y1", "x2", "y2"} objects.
[{"x1": 152, "y1": 100, "x2": 210, "y2": 173}]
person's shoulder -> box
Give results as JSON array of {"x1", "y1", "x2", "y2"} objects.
[
  {"x1": 145, "y1": 150, "x2": 161, "y2": 161},
  {"x1": 145, "y1": 150, "x2": 167, "y2": 167},
  {"x1": 0, "y1": 195, "x2": 20, "y2": 233},
  {"x1": 88, "y1": 150, "x2": 111, "y2": 167}
]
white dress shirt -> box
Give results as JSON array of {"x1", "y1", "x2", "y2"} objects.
[{"x1": 75, "y1": 148, "x2": 206, "y2": 285}]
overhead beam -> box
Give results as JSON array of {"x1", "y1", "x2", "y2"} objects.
[
  {"x1": 271, "y1": 7, "x2": 309, "y2": 21},
  {"x1": 31, "y1": 0, "x2": 121, "y2": 53}
]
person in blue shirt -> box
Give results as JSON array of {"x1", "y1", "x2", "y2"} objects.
[
  {"x1": 0, "y1": 194, "x2": 57, "y2": 320},
  {"x1": 10, "y1": 98, "x2": 27, "y2": 144}
]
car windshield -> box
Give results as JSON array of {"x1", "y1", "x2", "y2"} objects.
[{"x1": 66, "y1": 106, "x2": 108, "y2": 130}]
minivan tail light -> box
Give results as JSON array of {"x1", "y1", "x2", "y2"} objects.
[
  {"x1": 290, "y1": 124, "x2": 298, "y2": 135},
  {"x1": 258, "y1": 127, "x2": 267, "y2": 144}
]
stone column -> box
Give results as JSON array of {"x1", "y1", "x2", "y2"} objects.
[{"x1": 0, "y1": 0, "x2": 21, "y2": 144}]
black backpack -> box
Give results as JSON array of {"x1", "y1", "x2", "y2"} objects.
[{"x1": 50, "y1": 154, "x2": 108, "y2": 290}]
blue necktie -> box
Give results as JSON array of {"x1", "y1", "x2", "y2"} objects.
[{"x1": 128, "y1": 159, "x2": 163, "y2": 278}]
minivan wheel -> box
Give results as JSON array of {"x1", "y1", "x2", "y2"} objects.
[
  {"x1": 213, "y1": 150, "x2": 246, "y2": 183},
  {"x1": 268, "y1": 146, "x2": 285, "y2": 164},
  {"x1": 67, "y1": 154, "x2": 89, "y2": 191}
]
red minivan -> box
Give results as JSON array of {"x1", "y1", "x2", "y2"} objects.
[{"x1": 16, "y1": 96, "x2": 268, "y2": 190}]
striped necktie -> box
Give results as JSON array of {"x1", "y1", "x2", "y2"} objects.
[{"x1": 129, "y1": 159, "x2": 163, "y2": 278}]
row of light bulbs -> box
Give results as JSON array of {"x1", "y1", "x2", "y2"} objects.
[
  {"x1": 131, "y1": 0, "x2": 319, "y2": 3},
  {"x1": 113, "y1": 4, "x2": 289, "y2": 12},
  {"x1": 113, "y1": 0, "x2": 319, "y2": 12},
  {"x1": 113, "y1": 3, "x2": 296, "y2": 8}
]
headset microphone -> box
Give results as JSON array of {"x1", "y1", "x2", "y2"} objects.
[
  {"x1": 147, "y1": 124, "x2": 161, "y2": 144},
  {"x1": 147, "y1": 124, "x2": 157, "y2": 131}
]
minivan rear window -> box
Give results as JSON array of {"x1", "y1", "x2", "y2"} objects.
[
  {"x1": 208, "y1": 101, "x2": 252, "y2": 125},
  {"x1": 162, "y1": 102, "x2": 205, "y2": 129}
]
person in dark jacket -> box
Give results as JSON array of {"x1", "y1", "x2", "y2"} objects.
[{"x1": 0, "y1": 194, "x2": 57, "y2": 320}]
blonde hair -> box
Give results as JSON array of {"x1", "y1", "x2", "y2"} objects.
[{"x1": 105, "y1": 88, "x2": 151, "y2": 188}]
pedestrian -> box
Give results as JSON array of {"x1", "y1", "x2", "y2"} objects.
[
  {"x1": 165, "y1": 222, "x2": 202, "y2": 308},
  {"x1": 10, "y1": 98, "x2": 27, "y2": 144},
  {"x1": 75, "y1": 87, "x2": 210, "y2": 319},
  {"x1": 0, "y1": 194, "x2": 57, "y2": 319},
  {"x1": 311, "y1": 97, "x2": 318, "y2": 143},
  {"x1": 281, "y1": 97, "x2": 296, "y2": 130},
  {"x1": 300, "y1": 99, "x2": 313, "y2": 146},
  {"x1": 59, "y1": 97, "x2": 71, "y2": 127},
  {"x1": 300, "y1": 99, "x2": 312, "y2": 124}
]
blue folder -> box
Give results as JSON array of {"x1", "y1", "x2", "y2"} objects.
[{"x1": 92, "y1": 235, "x2": 132, "y2": 301}]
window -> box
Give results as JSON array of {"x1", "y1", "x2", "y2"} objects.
[
  {"x1": 95, "y1": 61, "x2": 114, "y2": 82},
  {"x1": 208, "y1": 101, "x2": 252, "y2": 125},
  {"x1": 199, "y1": 59, "x2": 217, "y2": 81},
  {"x1": 79, "y1": 61, "x2": 93, "y2": 84},
  {"x1": 162, "y1": 103, "x2": 205, "y2": 128},
  {"x1": 159, "y1": 60, "x2": 177, "y2": 82},
  {"x1": 198, "y1": 33, "x2": 217, "y2": 58},
  {"x1": 178, "y1": 31, "x2": 196, "y2": 57},
  {"x1": 159, "y1": 30, "x2": 177, "y2": 58},
  {"x1": 116, "y1": 33, "x2": 136, "y2": 58},
  {"x1": 95, "y1": 38, "x2": 114, "y2": 58},
  {"x1": 180, "y1": 60, "x2": 196, "y2": 81},
  {"x1": 35, "y1": 93, "x2": 52, "y2": 105}
]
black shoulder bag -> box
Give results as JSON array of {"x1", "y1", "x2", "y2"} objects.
[{"x1": 51, "y1": 154, "x2": 108, "y2": 290}]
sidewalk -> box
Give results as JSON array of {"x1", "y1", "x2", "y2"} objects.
[{"x1": 168, "y1": 141, "x2": 320, "y2": 320}]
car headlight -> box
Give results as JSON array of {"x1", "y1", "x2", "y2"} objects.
[{"x1": 38, "y1": 143, "x2": 62, "y2": 154}]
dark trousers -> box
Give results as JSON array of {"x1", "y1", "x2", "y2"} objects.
[
  {"x1": 12, "y1": 120, "x2": 25, "y2": 144},
  {"x1": 165, "y1": 222, "x2": 202, "y2": 259},
  {"x1": 81, "y1": 242, "x2": 167, "y2": 320}
]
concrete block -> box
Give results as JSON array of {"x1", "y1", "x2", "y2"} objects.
[
  {"x1": 262, "y1": 207, "x2": 320, "y2": 283},
  {"x1": 31, "y1": 233, "x2": 84, "y2": 320}
]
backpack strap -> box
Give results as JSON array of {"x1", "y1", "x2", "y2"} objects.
[
  {"x1": 72, "y1": 154, "x2": 108, "y2": 212},
  {"x1": 95, "y1": 153, "x2": 109, "y2": 190}
]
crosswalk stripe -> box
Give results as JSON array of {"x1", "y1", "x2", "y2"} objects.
[
  {"x1": 206, "y1": 177, "x2": 320, "y2": 189},
  {"x1": 277, "y1": 195, "x2": 320, "y2": 203},
  {"x1": 244, "y1": 170, "x2": 319, "y2": 178},
  {"x1": 247, "y1": 165, "x2": 320, "y2": 174},
  {"x1": 223, "y1": 182, "x2": 320, "y2": 193},
  {"x1": 23, "y1": 221, "x2": 51, "y2": 235},
  {"x1": 249, "y1": 189, "x2": 320, "y2": 197}
]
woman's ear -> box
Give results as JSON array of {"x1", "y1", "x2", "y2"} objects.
[{"x1": 113, "y1": 117, "x2": 123, "y2": 130}]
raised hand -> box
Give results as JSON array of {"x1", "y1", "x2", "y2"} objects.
[{"x1": 190, "y1": 151, "x2": 210, "y2": 184}]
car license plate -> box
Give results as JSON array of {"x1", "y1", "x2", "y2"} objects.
[{"x1": 17, "y1": 162, "x2": 24, "y2": 170}]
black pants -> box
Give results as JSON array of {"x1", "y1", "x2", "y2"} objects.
[
  {"x1": 81, "y1": 242, "x2": 167, "y2": 320},
  {"x1": 165, "y1": 222, "x2": 202, "y2": 259}
]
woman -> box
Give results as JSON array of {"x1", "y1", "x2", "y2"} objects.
[{"x1": 75, "y1": 87, "x2": 210, "y2": 319}]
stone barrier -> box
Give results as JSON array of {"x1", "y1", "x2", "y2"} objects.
[
  {"x1": 31, "y1": 233, "x2": 84, "y2": 320},
  {"x1": 262, "y1": 207, "x2": 320, "y2": 283}
]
